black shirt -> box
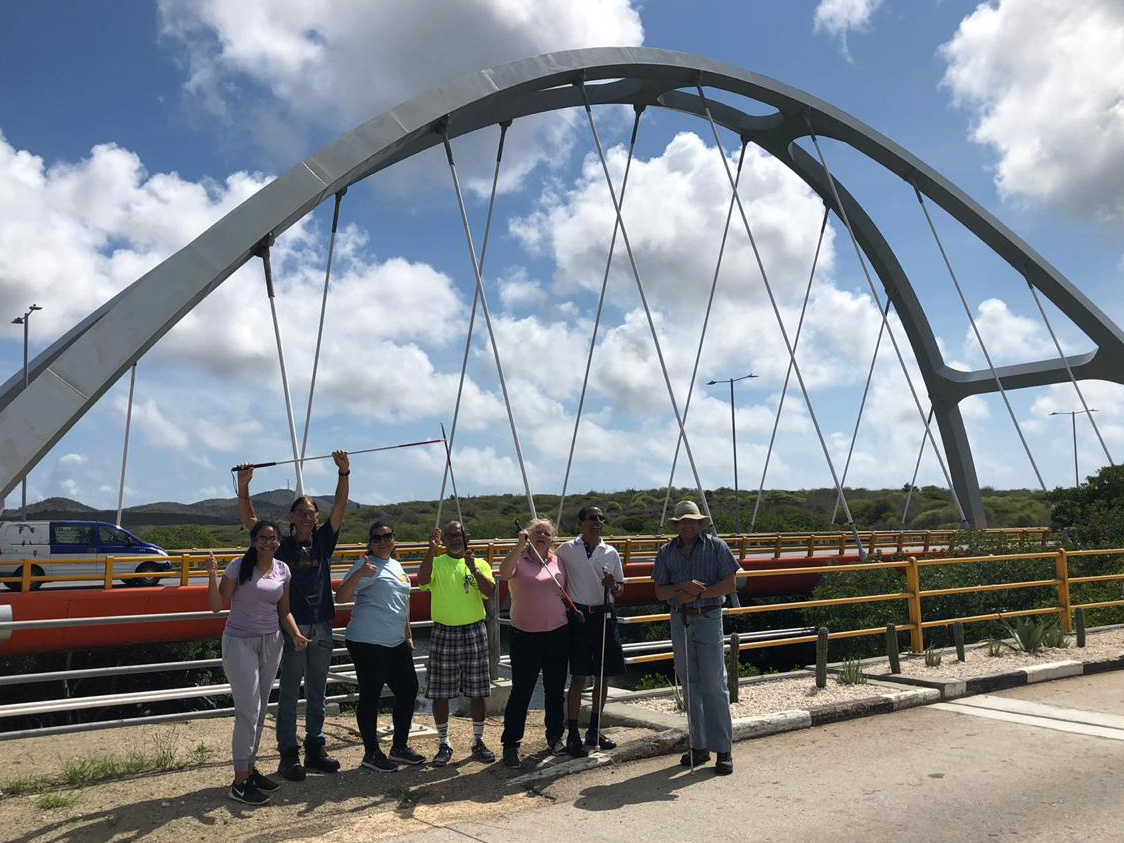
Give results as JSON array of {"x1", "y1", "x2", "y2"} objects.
[{"x1": 275, "y1": 521, "x2": 338, "y2": 624}]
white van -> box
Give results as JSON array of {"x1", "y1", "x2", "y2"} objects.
[{"x1": 0, "y1": 520, "x2": 171, "y2": 590}]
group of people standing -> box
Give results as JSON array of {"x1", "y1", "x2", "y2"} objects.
[{"x1": 208, "y1": 450, "x2": 738, "y2": 806}]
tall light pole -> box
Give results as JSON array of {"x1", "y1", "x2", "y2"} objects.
[
  {"x1": 1050, "y1": 408, "x2": 1098, "y2": 486},
  {"x1": 11, "y1": 304, "x2": 42, "y2": 520},
  {"x1": 706, "y1": 373, "x2": 757, "y2": 533}
]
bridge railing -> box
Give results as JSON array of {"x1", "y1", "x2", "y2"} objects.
[{"x1": 0, "y1": 527, "x2": 1052, "y2": 591}]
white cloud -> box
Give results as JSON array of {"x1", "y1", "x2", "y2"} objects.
[
  {"x1": 941, "y1": 0, "x2": 1124, "y2": 223},
  {"x1": 157, "y1": 0, "x2": 644, "y2": 193},
  {"x1": 120, "y1": 397, "x2": 191, "y2": 451},
  {"x1": 963, "y1": 297, "x2": 1056, "y2": 365},
  {"x1": 813, "y1": 0, "x2": 885, "y2": 59}
]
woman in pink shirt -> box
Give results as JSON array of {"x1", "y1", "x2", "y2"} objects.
[
  {"x1": 207, "y1": 520, "x2": 309, "y2": 806},
  {"x1": 497, "y1": 518, "x2": 576, "y2": 768}
]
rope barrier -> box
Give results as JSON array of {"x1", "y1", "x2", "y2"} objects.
[
  {"x1": 558, "y1": 107, "x2": 644, "y2": 526},
  {"x1": 436, "y1": 122, "x2": 511, "y2": 529},
  {"x1": 693, "y1": 83, "x2": 866, "y2": 559},
  {"x1": 801, "y1": 115, "x2": 968, "y2": 525}
]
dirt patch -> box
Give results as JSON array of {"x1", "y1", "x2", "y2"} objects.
[{"x1": 0, "y1": 709, "x2": 614, "y2": 843}]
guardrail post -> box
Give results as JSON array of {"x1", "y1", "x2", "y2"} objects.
[
  {"x1": 774, "y1": 534, "x2": 782, "y2": 558},
  {"x1": 104, "y1": 556, "x2": 115, "y2": 590},
  {"x1": 180, "y1": 553, "x2": 191, "y2": 587},
  {"x1": 896, "y1": 532, "x2": 905, "y2": 554},
  {"x1": 624, "y1": 538, "x2": 632, "y2": 567},
  {"x1": 21, "y1": 561, "x2": 30, "y2": 592},
  {"x1": 815, "y1": 627, "x2": 829, "y2": 689},
  {"x1": 727, "y1": 631, "x2": 740, "y2": 702},
  {"x1": 1055, "y1": 548, "x2": 1073, "y2": 633},
  {"x1": 923, "y1": 531, "x2": 932, "y2": 554},
  {"x1": 806, "y1": 535, "x2": 815, "y2": 557},
  {"x1": 866, "y1": 532, "x2": 876, "y2": 557},
  {"x1": 905, "y1": 555, "x2": 924, "y2": 653},
  {"x1": 837, "y1": 533, "x2": 845, "y2": 555}
]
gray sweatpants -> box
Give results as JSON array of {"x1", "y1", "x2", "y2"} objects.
[{"x1": 222, "y1": 631, "x2": 284, "y2": 772}]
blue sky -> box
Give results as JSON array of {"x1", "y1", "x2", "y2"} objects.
[{"x1": 2, "y1": 0, "x2": 1123, "y2": 514}]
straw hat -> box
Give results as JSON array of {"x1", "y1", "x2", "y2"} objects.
[{"x1": 668, "y1": 500, "x2": 711, "y2": 527}]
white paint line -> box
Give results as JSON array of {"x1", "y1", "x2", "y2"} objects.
[
  {"x1": 932, "y1": 702, "x2": 1124, "y2": 741},
  {"x1": 948, "y1": 694, "x2": 1124, "y2": 731}
]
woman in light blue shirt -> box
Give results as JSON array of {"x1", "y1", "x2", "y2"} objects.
[{"x1": 337, "y1": 521, "x2": 421, "y2": 772}]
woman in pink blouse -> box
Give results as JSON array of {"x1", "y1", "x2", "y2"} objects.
[{"x1": 497, "y1": 518, "x2": 579, "y2": 768}]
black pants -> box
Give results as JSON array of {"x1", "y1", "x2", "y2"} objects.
[
  {"x1": 345, "y1": 639, "x2": 419, "y2": 754},
  {"x1": 501, "y1": 624, "x2": 570, "y2": 748}
]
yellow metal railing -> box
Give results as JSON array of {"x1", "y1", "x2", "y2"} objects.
[
  {"x1": 619, "y1": 546, "x2": 1124, "y2": 664},
  {"x1": 0, "y1": 526, "x2": 1053, "y2": 592}
]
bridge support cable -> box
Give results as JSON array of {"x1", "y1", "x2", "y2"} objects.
[
  {"x1": 694, "y1": 84, "x2": 866, "y2": 558},
  {"x1": 114, "y1": 362, "x2": 137, "y2": 528},
  {"x1": 435, "y1": 122, "x2": 510, "y2": 529},
  {"x1": 901, "y1": 406, "x2": 934, "y2": 525},
  {"x1": 299, "y1": 189, "x2": 346, "y2": 467},
  {"x1": 913, "y1": 187, "x2": 1047, "y2": 491},
  {"x1": 749, "y1": 207, "x2": 830, "y2": 533},
  {"x1": 803, "y1": 116, "x2": 968, "y2": 525},
  {"x1": 576, "y1": 80, "x2": 715, "y2": 529},
  {"x1": 439, "y1": 422, "x2": 464, "y2": 527},
  {"x1": 257, "y1": 241, "x2": 305, "y2": 496},
  {"x1": 829, "y1": 298, "x2": 891, "y2": 524},
  {"x1": 559, "y1": 108, "x2": 644, "y2": 526},
  {"x1": 441, "y1": 124, "x2": 538, "y2": 520},
  {"x1": 656, "y1": 140, "x2": 749, "y2": 530},
  {"x1": 1025, "y1": 279, "x2": 1114, "y2": 468}
]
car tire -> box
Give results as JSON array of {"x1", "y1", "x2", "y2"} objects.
[{"x1": 130, "y1": 561, "x2": 163, "y2": 588}]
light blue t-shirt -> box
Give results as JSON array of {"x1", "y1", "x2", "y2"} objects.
[{"x1": 344, "y1": 556, "x2": 412, "y2": 647}]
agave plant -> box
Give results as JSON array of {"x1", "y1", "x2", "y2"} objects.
[
  {"x1": 924, "y1": 645, "x2": 943, "y2": 667},
  {"x1": 1002, "y1": 616, "x2": 1063, "y2": 653},
  {"x1": 986, "y1": 637, "x2": 1007, "y2": 657},
  {"x1": 835, "y1": 656, "x2": 867, "y2": 686}
]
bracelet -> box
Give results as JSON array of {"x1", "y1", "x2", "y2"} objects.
[{"x1": 338, "y1": 470, "x2": 350, "y2": 476}]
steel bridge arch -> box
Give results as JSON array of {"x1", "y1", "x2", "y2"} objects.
[{"x1": 3, "y1": 46, "x2": 1122, "y2": 525}]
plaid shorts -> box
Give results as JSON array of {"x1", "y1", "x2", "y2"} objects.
[{"x1": 425, "y1": 621, "x2": 491, "y2": 699}]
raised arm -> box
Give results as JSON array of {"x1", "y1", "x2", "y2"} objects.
[
  {"x1": 336, "y1": 556, "x2": 375, "y2": 604},
  {"x1": 328, "y1": 450, "x2": 350, "y2": 532},
  {"x1": 417, "y1": 528, "x2": 440, "y2": 587},
  {"x1": 235, "y1": 465, "x2": 257, "y2": 531},
  {"x1": 499, "y1": 530, "x2": 528, "y2": 580}
]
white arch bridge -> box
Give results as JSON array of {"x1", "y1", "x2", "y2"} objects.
[{"x1": 1, "y1": 47, "x2": 1120, "y2": 531}]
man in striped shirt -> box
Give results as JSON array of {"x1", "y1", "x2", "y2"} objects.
[{"x1": 653, "y1": 500, "x2": 739, "y2": 775}]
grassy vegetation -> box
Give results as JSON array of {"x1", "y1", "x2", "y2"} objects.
[{"x1": 34, "y1": 792, "x2": 78, "y2": 810}]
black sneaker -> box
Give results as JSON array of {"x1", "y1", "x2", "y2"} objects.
[
  {"x1": 585, "y1": 732, "x2": 617, "y2": 750},
  {"x1": 360, "y1": 751, "x2": 397, "y2": 773},
  {"x1": 679, "y1": 748, "x2": 710, "y2": 767},
  {"x1": 229, "y1": 778, "x2": 270, "y2": 806},
  {"x1": 388, "y1": 745, "x2": 425, "y2": 766},
  {"x1": 249, "y1": 768, "x2": 280, "y2": 792},
  {"x1": 471, "y1": 739, "x2": 496, "y2": 763},
  {"x1": 502, "y1": 745, "x2": 521, "y2": 768},
  {"x1": 715, "y1": 751, "x2": 733, "y2": 775},
  {"x1": 432, "y1": 743, "x2": 454, "y2": 767},
  {"x1": 565, "y1": 733, "x2": 589, "y2": 758},
  {"x1": 304, "y1": 744, "x2": 340, "y2": 774},
  {"x1": 278, "y1": 750, "x2": 305, "y2": 782}
]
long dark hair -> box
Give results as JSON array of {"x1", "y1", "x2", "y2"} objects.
[{"x1": 239, "y1": 520, "x2": 280, "y2": 585}]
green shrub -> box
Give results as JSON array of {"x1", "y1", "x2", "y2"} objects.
[{"x1": 835, "y1": 656, "x2": 867, "y2": 685}]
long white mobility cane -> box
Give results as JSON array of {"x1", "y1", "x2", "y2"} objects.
[
  {"x1": 682, "y1": 604, "x2": 695, "y2": 774},
  {"x1": 595, "y1": 574, "x2": 611, "y2": 748}
]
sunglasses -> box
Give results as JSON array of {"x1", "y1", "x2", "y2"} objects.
[
  {"x1": 583, "y1": 515, "x2": 607, "y2": 522},
  {"x1": 371, "y1": 532, "x2": 395, "y2": 542}
]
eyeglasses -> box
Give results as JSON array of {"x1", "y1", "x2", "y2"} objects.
[
  {"x1": 371, "y1": 532, "x2": 395, "y2": 542},
  {"x1": 583, "y1": 515, "x2": 607, "y2": 523},
  {"x1": 255, "y1": 535, "x2": 281, "y2": 544}
]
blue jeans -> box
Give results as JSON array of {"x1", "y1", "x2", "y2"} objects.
[
  {"x1": 277, "y1": 620, "x2": 334, "y2": 754},
  {"x1": 670, "y1": 609, "x2": 732, "y2": 754}
]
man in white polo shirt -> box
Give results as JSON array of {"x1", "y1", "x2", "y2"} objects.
[{"x1": 556, "y1": 505, "x2": 626, "y2": 754}]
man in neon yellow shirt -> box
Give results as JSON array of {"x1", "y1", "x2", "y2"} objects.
[{"x1": 418, "y1": 521, "x2": 497, "y2": 766}]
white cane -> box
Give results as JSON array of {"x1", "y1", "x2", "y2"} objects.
[
  {"x1": 681, "y1": 604, "x2": 695, "y2": 774},
  {"x1": 595, "y1": 574, "x2": 611, "y2": 747}
]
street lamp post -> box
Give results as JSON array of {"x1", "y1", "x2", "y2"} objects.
[
  {"x1": 706, "y1": 373, "x2": 757, "y2": 533},
  {"x1": 11, "y1": 304, "x2": 42, "y2": 520},
  {"x1": 1050, "y1": 408, "x2": 1098, "y2": 487}
]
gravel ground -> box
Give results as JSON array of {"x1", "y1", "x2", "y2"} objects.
[
  {"x1": 630, "y1": 674, "x2": 897, "y2": 719},
  {"x1": 865, "y1": 627, "x2": 1124, "y2": 681}
]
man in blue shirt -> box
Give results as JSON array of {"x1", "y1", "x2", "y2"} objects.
[{"x1": 653, "y1": 500, "x2": 739, "y2": 775}]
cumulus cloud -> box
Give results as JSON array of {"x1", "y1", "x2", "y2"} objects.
[
  {"x1": 963, "y1": 297, "x2": 1057, "y2": 365},
  {"x1": 157, "y1": 0, "x2": 644, "y2": 193},
  {"x1": 813, "y1": 0, "x2": 885, "y2": 59},
  {"x1": 941, "y1": 0, "x2": 1124, "y2": 223}
]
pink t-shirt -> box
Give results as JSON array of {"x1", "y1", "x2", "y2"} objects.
[
  {"x1": 507, "y1": 552, "x2": 568, "y2": 633},
  {"x1": 223, "y1": 558, "x2": 291, "y2": 638}
]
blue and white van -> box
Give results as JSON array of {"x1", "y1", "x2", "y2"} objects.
[{"x1": 0, "y1": 520, "x2": 171, "y2": 590}]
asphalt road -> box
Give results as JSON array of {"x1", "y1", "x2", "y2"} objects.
[{"x1": 376, "y1": 671, "x2": 1124, "y2": 843}]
